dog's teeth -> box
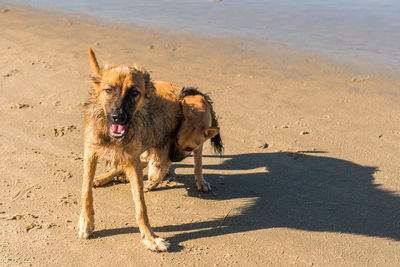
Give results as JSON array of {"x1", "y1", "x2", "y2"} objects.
[{"x1": 111, "y1": 124, "x2": 118, "y2": 132}]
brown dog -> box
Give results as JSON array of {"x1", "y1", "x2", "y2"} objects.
[
  {"x1": 167, "y1": 88, "x2": 223, "y2": 191},
  {"x1": 78, "y1": 48, "x2": 181, "y2": 251},
  {"x1": 93, "y1": 87, "x2": 223, "y2": 192}
]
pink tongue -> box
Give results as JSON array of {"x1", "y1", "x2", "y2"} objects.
[
  {"x1": 110, "y1": 124, "x2": 125, "y2": 134},
  {"x1": 117, "y1": 124, "x2": 125, "y2": 132}
]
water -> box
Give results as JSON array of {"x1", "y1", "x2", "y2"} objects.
[{"x1": 3, "y1": 0, "x2": 400, "y2": 69}]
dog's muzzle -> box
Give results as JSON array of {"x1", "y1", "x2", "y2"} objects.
[
  {"x1": 169, "y1": 145, "x2": 188, "y2": 162},
  {"x1": 108, "y1": 108, "x2": 130, "y2": 139}
]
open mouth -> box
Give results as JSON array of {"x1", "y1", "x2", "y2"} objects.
[{"x1": 109, "y1": 124, "x2": 127, "y2": 139}]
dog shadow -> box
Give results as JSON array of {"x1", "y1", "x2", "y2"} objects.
[{"x1": 94, "y1": 151, "x2": 400, "y2": 251}]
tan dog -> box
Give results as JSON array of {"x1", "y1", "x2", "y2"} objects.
[
  {"x1": 93, "y1": 87, "x2": 223, "y2": 193},
  {"x1": 165, "y1": 87, "x2": 223, "y2": 192},
  {"x1": 78, "y1": 48, "x2": 181, "y2": 251}
]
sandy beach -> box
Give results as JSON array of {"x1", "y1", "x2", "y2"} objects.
[{"x1": 1, "y1": 4, "x2": 400, "y2": 266}]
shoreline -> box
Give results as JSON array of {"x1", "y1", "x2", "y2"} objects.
[
  {"x1": 2, "y1": 1, "x2": 400, "y2": 78},
  {"x1": 1, "y1": 3, "x2": 400, "y2": 266}
]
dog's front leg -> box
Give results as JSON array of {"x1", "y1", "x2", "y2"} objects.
[
  {"x1": 125, "y1": 159, "x2": 169, "y2": 251},
  {"x1": 194, "y1": 145, "x2": 211, "y2": 192},
  {"x1": 78, "y1": 145, "x2": 98, "y2": 239}
]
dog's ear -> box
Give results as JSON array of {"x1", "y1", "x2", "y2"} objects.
[
  {"x1": 88, "y1": 47, "x2": 100, "y2": 76},
  {"x1": 145, "y1": 83, "x2": 156, "y2": 99},
  {"x1": 204, "y1": 127, "x2": 219, "y2": 139},
  {"x1": 143, "y1": 72, "x2": 155, "y2": 99},
  {"x1": 181, "y1": 100, "x2": 196, "y2": 120}
]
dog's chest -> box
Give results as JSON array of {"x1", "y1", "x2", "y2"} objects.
[{"x1": 94, "y1": 144, "x2": 132, "y2": 163}]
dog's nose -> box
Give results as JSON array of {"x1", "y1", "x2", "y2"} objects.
[
  {"x1": 111, "y1": 112, "x2": 127, "y2": 124},
  {"x1": 169, "y1": 147, "x2": 186, "y2": 162}
]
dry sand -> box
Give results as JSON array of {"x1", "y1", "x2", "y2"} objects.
[{"x1": 1, "y1": 4, "x2": 400, "y2": 267}]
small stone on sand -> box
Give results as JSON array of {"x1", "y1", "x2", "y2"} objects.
[{"x1": 258, "y1": 143, "x2": 269, "y2": 149}]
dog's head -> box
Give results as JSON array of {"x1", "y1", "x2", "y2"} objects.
[
  {"x1": 169, "y1": 88, "x2": 223, "y2": 162},
  {"x1": 88, "y1": 48, "x2": 154, "y2": 139}
]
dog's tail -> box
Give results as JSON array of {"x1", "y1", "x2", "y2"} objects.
[
  {"x1": 207, "y1": 92, "x2": 224, "y2": 156},
  {"x1": 211, "y1": 133, "x2": 224, "y2": 155},
  {"x1": 210, "y1": 105, "x2": 224, "y2": 155}
]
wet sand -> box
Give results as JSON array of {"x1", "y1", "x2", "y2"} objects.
[
  {"x1": 1, "y1": 4, "x2": 400, "y2": 266},
  {"x1": 7, "y1": 0, "x2": 400, "y2": 69}
]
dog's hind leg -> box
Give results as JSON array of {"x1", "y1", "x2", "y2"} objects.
[
  {"x1": 194, "y1": 145, "x2": 211, "y2": 192},
  {"x1": 93, "y1": 167, "x2": 124, "y2": 187},
  {"x1": 124, "y1": 159, "x2": 169, "y2": 251},
  {"x1": 78, "y1": 145, "x2": 98, "y2": 239},
  {"x1": 93, "y1": 153, "x2": 152, "y2": 187},
  {"x1": 144, "y1": 146, "x2": 171, "y2": 191}
]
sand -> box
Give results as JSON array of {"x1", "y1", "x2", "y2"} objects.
[{"x1": 1, "y1": 4, "x2": 400, "y2": 267}]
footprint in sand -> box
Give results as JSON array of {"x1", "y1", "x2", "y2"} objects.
[
  {"x1": 10, "y1": 103, "x2": 32, "y2": 110},
  {"x1": 346, "y1": 76, "x2": 370, "y2": 83},
  {"x1": 52, "y1": 125, "x2": 77, "y2": 137},
  {"x1": 3, "y1": 69, "x2": 21, "y2": 78},
  {"x1": 11, "y1": 184, "x2": 42, "y2": 202},
  {"x1": 53, "y1": 169, "x2": 72, "y2": 182},
  {"x1": 60, "y1": 193, "x2": 77, "y2": 206}
]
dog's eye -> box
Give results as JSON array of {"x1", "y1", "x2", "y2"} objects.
[
  {"x1": 104, "y1": 88, "x2": 112, "y2": 94},
  {"x1": 130, "y1": 90, "x2": 140, "y2": 97},
  {"x1": 184, "y1": 147, "x2": 194, "y2": 152}
]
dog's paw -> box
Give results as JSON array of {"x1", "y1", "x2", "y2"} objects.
[
  {"x1": 196, "y1": 179, "x2": 211, "y2": 193},
  {"x1": 93, "y1": 178, "x2": 104, "y2": 187},
  {"x1": 144, "y1": 180, "x2": 158, "y2": 192},
  {"x1": 117, "y1": 174, "x2": 129, "y2": 183},
  {"x1": 142, "y1": 237, "x2": 169, "y2": 252},
  {"x1": 77, "y1": 215, "x2": 94, "y2": 239}
]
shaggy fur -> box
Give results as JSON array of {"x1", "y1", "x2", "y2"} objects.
[
  {"x1": 94, "y1": 85, "x2": 223, "y2": 193},
  {"x1": 78, "y1": 48, "x2": 181, "y2": 252}
]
